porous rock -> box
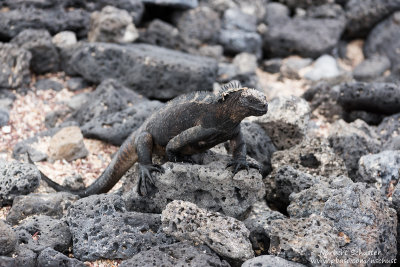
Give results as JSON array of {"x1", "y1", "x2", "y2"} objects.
[
  {"x1": 263, "y1": 4, "x2": 346, "y2": 58},
  {"x1": 123, "y1": 150, "x2": 265, "y2": 219},
  {"x1": 337, "y1": 82, "x2": 400, "y2": 115},
  {"x1": 328, "y1": 119, "x2": 381, "y2": 179},
  {"x1": 48, "y1": 126, "x2": 88, "y2": 162},
  {"x1": 6, "y1": 192, "x2": 79, "y2": 225},
  {"x1": 0, "y1": 220, "x2": 17, "y2": 256},
  {"x1": 358, "y1": 150, "x2": 400, "y2": 195},
  {"x1": 378, "y1": 112, "x2": 400, "y2": 149},
  {"x1": 15, "y1": 215, "x2": 71, "y2": 253},
  {"x1": 10, "y1": 29, "x2": 59, "y2": 74},
  {"x1": 0, "y1": 160, "x2": 41, "y2": 206},
  {"x1": 251, "y1": 95, "x2": 310, "y2": 150},
  {"x1": 268, "y1": 214, "x2": 346, "y2": 266},
  {"x1": 0, "y1": 43, "x2": 31, "y2": 89},
  {"x1": 120, "y1": 241, "x2": 230, "y2": 267},
  {"x1": 65, "y1": 43, "x2": 217, "y2": 100},
  {"x1": 88, "y1": 6, "x2": 138, "y2": 44},
  {"x1": 242, "y1": 255, "x2": 306, "y2": 267},
  {"x1": 67, "y1": 194, "x2": 173, "y2": 261},
  {"x1": 37, "y1": 247, "x2": 85, "y2": 267},
  {"x1": 161, "y1": 200, "x2": 254, "y2": 261}
]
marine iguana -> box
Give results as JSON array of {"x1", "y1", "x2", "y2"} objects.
[{"x1": 32, "y1": 80, "x2": 268, "y2": 197}]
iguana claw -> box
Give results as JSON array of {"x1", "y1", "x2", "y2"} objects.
[
  {"x1": 226, "y1": 159, "x2": 260, "y2": 175},
  {"x1": 138, "y1": 164, "x2": 164, "y2": 196}
]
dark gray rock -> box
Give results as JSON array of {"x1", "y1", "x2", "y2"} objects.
[
  {"x1": 240, "y1": 121, "x2": 277, "y2": 176},
  {"x1": 264, "y1": 2, "x2": 290, "y2": 26},
  {"x1": 88, "y1": 5, "x2": 138, "y2": 44},
  {"x1": 0, "y1": 256, "x2": 15, "y2": 267},
  {"x1": 268, "y1": 215, "x2": 346, "y2": 265},
  {"x1": 242, "y1": 255, "x2": 307, "y2": 267},
  {"x1": 0, "y1": 160, "x2": 41, "y2": 206},
  {"x1": 0, "y1": 43, "x2": 31, "y2": 89},
  {"x1": 378, "y1": 112, "x2": 400, "y2": 149},
  {"x1": 12, "y1": 245, "x2": 37, "y2": 267},
  {"x1": 281, "y1": 57, "x2": 312, "y2": 80},
  {"x1": 243, "y1": 201, "x2": 286, "y2": 254},
  {"x1": 142, "y1": 0, "x2": 198, "y2": 9},
  {"x1": 66, "y1": 77, "x2": 89, "y2": 91},
  {"x1": 173, "y1": 6, "x2": 221, "y2": 43},
  {"x1": 15, "y1": 215, "x2": 71, "y2": 253},
  {"x1": 343, "y1": 110, "x2": 385, "y2": 125},
  {"x1": 81, "y1": 98, "x2": 163, "y2": 145},
  {"x1": 10, "y1": 29, "x2": 59, "y2": 74},
  {"x1": 223, "y1": 8, "x2": 257, "y2": 32},
  {"x1": 251, "y1": 96, "x2": 310, "y2": 150},
  {"x1": 219, "y1": 29, "x2": 262, "y2": 58},
  {"x1": 358, "y1": 150, "x2": 400, "y2": 195},
  {"x1": 123, "y1": 150, "x2": 265, "y2": 219},
  {"x1": 0, "y1": 220, "x2": 17, "y2": 256},
  {"x1": 302, "y1": 82, "x2": 343, "y2": 122},
  {"x1": 337, "y1": 82, "x2": 400, "y2": 115},
  {"x1": 0, "y1": 6, "x2": 89, "y2": 40},
  {"x1": 263, "y1": 4, "x2": 346, "y2": 58},
  {"x1": 345, "y1": 0, "x2": 400, "y2": 38},
  {"x1": 353, "y1": 55, "x2": 391, "y2": 82},
  {"x1": 120, "y1": 241, "x2": 230, "y2": 267},
  {"x1": 67, "y1": 194, "x2": 173, "y2": 261},
  {"x1": 0, "y1": 108, "x2": 9, "y2": 127},
  {"x1": 35, "y1": 79, "x2": 64, "y2": 91},
  {"x1": 65, "y1": 43, "x2": 217, "y2": 100},
  {"x1": 6, "y1": 193, "x2": 79, "y2": 225},
  {"x1": 44, "y1": 109, "x2": 71, "y2": 129},
  {"x1": 161, "y1": 200, "x2": 254, "y2": 262},
  {"x1": 328, "y1": 119, "x2": 381, "y2": 180},
  {"x1": 277, "y1": 0, "x2": 331, "y2": 9},
  {"x1": 261, "y1": 58, "x2": 282, "y2": 74},
  {"x1": 37, "y1": 247, "x2": 85, "y2": 267},
  {"x1": 364, "y1": 11, "x2": 400, "y2": 72},
  {"x1": 198, "y1": 44, "x2": 223, "y2": 59},
  {"x1": 0, "y1": 90, "x2": 16, "y2": 110}
]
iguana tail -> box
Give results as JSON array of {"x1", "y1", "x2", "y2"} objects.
[{"x1": 29, "y1": 132, "x2": 138, "y2": 197}]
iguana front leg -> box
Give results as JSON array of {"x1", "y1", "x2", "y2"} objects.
[
  {"x1": 166, "y1": 126, "x2": 217, "y2": 162},
  {"x1": 227, "y1": 129, "x2": 260, "y2": 174},
  {"x1": 135, "y1": 131, "x2": 164, "y2": 196}
]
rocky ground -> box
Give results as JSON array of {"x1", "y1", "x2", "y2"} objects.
[{"x1": 1, "y1": 0, "x2": 400, "y2": 266}]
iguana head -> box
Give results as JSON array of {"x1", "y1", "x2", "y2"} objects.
[{"x1": 217, "y1": 80, "x2": 268, "y2": 116}]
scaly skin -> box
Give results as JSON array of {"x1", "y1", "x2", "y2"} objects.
[{"x1": 33, "y1": 81, "x2": 268, "y2": 197}]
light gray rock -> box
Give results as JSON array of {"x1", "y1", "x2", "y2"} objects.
[
  {"x1": 52, "y1": 31, "x2": 77, "y2": 48},
  {"x1": 304, "y1": 55, "x2": 341, "y2": 81},
  {"x1": 123, "y1": 150, "x2": 265, "y2": 219},
  {"x1": 0, "y1": 43, "x2": 31, "y2": 89},
  {"x1": 0, "y1": 220, "x2": 17, "y2": 256},
  {"x1": 219, "y1": 29, "x2": 262, "y2": 58},
  {"x1": 67, "y1": 194, "x2": 173, "y2": 261},
  {"x1": 358, "y1": 150, "x2": 400, "y2": 195},
  {"x1": 0, "y1": 160, "x2": 41, "y2": 206},
  {"x1": 6, "y1": 192, "x2": 79, "y2": 225},
  {"x1": 35, "y1": 78, "x2": 64, "y2": 91},
  {"x1": 251, "y1": 96, "x2": 310, "y2": 150},
  {"x1": 15, "y1": 215, "x2": 71, "y2": 253},
  {"x1": 223, "y1": 8, "x2": 257, "y2": 32},
  {"x1": 353, "y1": 55, "x2": 391, "y2": 82},
  {"x1": 328, "y1": 119, "x2": 381, "y2": 179},
  {"x1": 88, "y1": 6, "x2": 138, "y2": 44},
  {"x1": 232, "y1": 53, "x2": 258, "y2": 75},
  {"x1": 242, "y1": 254, "x2": 307, "y2": 267},
  {"x1": 161, "y1": 200, "x2": 254, "y2": 261},
  {"x1": 120, "y1": 241, "x2": 230, "y2": 267},
  {"x1": 378, "y1": 112, "x2": 400, "y2": 150}
]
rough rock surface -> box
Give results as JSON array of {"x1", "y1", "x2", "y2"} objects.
[
  {"x1": 364, "y1": 11, "x2": 400, "y2": 71},
  {"x1": 10, "y1": 29, "x2": 59, "y2": 74},
  {"x1": 123, "y1": 151, "x2": 265, "y2": 219},
  {"x1": 328, "y1": 119, "x2": 381, "y2": 179},
  {"x1": 0, "y1": 43, "x2": 31, "y2": 89},
  {"x1": 358, "y1": 150, "x2": 400, "y2": 195},
  {"x1": 338, "y1": 82, "x2": 400, "y2": 115},
  {"x1": 88, "y1": 6, "x2": 138, "y2": 43},
  {"x1": 6, "y1": 192, "x2": 79, "y2": 225},
  {"x1": 120, "y1": 241, "x2": 230, "y2": 267},
  {"x1": 48, "y1": 126, "x2": 89, "y2": 162},
  {"x1": 268, "y1": 214, "x2": 346, "y2": 265},
  {"x1": 263, "y1": 4, "x2": 346, "y2": 58},
  {"x1": 0, "y1": 160, "x2": 41, "y2": 206},
  {"x1": 65, "y1": 43, "x2": 218, "y2": 100},
  {"x1": 251, "y1": 96, "x2": 310, "y2": 150},
  {"x1": 242, "y1": 255, "x2": 307, "y2": 267},
  {"x1": 14, "y1": 215, "x2": 71, "y2": 253},
  {"x1": 378, "y1": 112, "x2": 400, "y2": 149},
  {"x1": 0, "y1": 244, "x2": 37, "y2": 266},
  {"x1": 161, "y1": 200, "x2": 254, "y2": 261},
  {"x1": 37, "y1": 247, "x2": 85, "y2": 267},
  {"x1": 0, "y1": 220, "x2": 17, "y2": 256},
  {"x1": 67, "y1": 194, "x2": 174, "y2": 261}
]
